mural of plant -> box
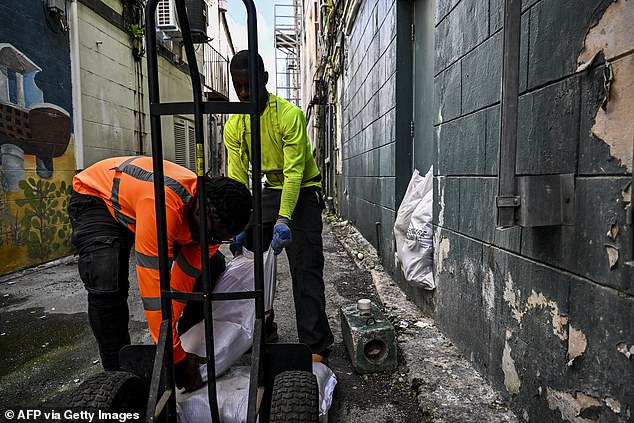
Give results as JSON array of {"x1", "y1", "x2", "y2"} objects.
[
  {"x1": 15, "y1": 178, "x2": 72, "y2": 260},
  {"x1": 0, "y1": 175, "x2": 11, "y2": 247}
]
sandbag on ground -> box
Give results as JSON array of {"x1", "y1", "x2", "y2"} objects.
[{"x1": 176, "y1": 363, "x2": 337, "y2": 423}]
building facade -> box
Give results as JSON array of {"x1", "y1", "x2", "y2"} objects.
[
  {"x1": 0, "y1": 0, "x2": 232, "y2": 274},
  {"x1": 313, "y1": 0, "x2": 634, "y2": 420}
]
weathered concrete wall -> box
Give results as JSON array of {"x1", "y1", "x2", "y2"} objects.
[
  {"x1": 434, "y1": 0, "x2": 634, "y2": 421},
  {"x1": 77, "y1": 0, "x2": 207, "y2": 169},
  {"x1": 338, "y1": 0, "x2": 399, "y2": 271}
]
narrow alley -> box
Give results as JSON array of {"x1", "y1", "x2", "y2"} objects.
[{"x1": 1, "y1": 0, "x2": 633, "y2": 422}]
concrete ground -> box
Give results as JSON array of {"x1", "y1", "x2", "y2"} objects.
[
  {"x1": 0, "y1": 217, "x2": 517, "y2": 422},
  {"x1": 329, "y1": 216, "x2": 518, "y2": 422}
]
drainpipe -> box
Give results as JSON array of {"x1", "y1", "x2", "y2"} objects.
[
  {"x1": 496, "y1": 0, "x2": 521, "y2": 228},
  {"x1": 69, "y1": 0, "x2": 84, "y2": 170}
]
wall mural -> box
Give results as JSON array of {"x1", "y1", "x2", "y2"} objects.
[{"x1": 0, "y1": 44, "x2": 74, "y2": 274}]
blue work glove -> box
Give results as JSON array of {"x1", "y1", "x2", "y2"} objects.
[
  {"x1": 230, "y1": 231, "x2": 247, "y2": 256},
  {"x1": 271, "y1": 217, "x2": 292, "y2": 255}
]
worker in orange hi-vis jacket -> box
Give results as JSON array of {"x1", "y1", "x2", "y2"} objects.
[{"x1": 67, "y1": 156, "x2": 252, "y2": 392}]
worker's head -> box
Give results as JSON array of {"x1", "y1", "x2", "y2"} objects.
[
  {"x1": 189, "y1": 176, "x2": 252, "y2": 244},
  {"x1": 229, "y1": 50, "x2": 268, "y2": 103}
]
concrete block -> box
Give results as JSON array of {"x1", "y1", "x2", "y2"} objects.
[
  {"x1": 527, "y1": 0, "x2": 613, "y2": 89},
  {"x1": 435, "y1": 0, "x2": 460, "y2": 25},
  {"x1": 578, "y1": 62, "x2": 627, "y2": 175},
  {"x1": 340, "y1": 300, "x2": 398, "y2": 374},
  {"x1": 462, "y1": 31, "x2": 502, "y2": 114},
  {"x1": 379, "y1": 143, "x2": 396, "y2": 177},
  {"x1": 490, "y1": 0, "x2": 503, "y2": 34},
  {"x1": 521, "y1": 0, "x2": 539, "y2": 10},
  {"x1": 483, "y1": 245, "x2": 572, "y2": 408},
  {"x1": 485, "y1": 105, "x2": 500, "y2": 175},
  {"x1": 434, "y1": 61, "x2": 462, "y2": 124},
  {"x1": 437, "y1": 109, "x2": 487, "y2": 175},
  {"x1": 82, "y1": 96, "x2": 136, "y2": 132},
  {"x1": 516, "y1": 76, "x2": 580, "y2": 175},
  {"x1": 459, "y1": 177, "x2": 497, "y2": 243},
  {"x1": 435, "y1": 0, "x2": 488, "y2": 72},
  {"x1": 521, "y1": 177, "x2": 633, "y2": 295},
  {"x1": 519, "y1": 8, "x2": 530, "y2": 93},
  {"x1": 434, "y1": 229, "x2": 491, "y2": 368},
  {"x1": 379, "y1": 177, "x2": 396, "y2": 208},
  {"x1": 568, "y1": 279, "x2": 634, "y2": 412},
  {"x1": 434, "y1": 176, "x2": 460, "y2": 231}
]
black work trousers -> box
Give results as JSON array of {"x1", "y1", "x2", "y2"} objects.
[
  {"x1": 69, "y1": 191, "x2": 226, "y2": 370},
  {"x1": 246, "y1": 186, "x2": 334, "y2": 356},
  {"x1": 68, "y1": 191, "x2": 134, "y2": 371}
]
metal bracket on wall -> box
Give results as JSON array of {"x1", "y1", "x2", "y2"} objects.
[
  {"x1": 516, "y1": 174, "x2": 575, "y2": 227},
  {"x1": 496, "y1": 0, "x2": 575, "y2": 228}
]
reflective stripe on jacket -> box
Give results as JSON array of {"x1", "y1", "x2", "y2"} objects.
[{"x1": 73, "y1": 156, "x2": 218, "y2": 363}]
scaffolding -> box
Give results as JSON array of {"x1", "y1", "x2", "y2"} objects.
[{"x1": 274, "y1": 1, "x2": 302, "y2": 106}]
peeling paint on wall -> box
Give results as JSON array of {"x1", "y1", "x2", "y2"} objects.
[
  {"x1": 502, "y1": 330, "x2": 521, "y2": 395},
  {"x1": 546, "y1": 388, "x2": 602, "y2": 423},
  {"x1": 567, "y1": 326, "x2": 588, "y2": 365},
  {"x1": 622, "y1": 185, "x2": 631, "y2": 205},
  {"x1": 438, "y1": 178, "x2": 445, "y2": 227},
  {"x1": 483, "y1": 267, "x2": 495, "y2": 319},
  {"x1": 526, "y1": 291, "x2": 569, "y2": 341},
  {"x1": 436, "y1": 236, "x2": 451, "y2": 273},
  {"x1": 605, "y1": 397, "x2": 621, "y2": 414},
  {"x1": 578, "y1": 0, "x2": 634, "y2": 172},
  {"x1": 503, "y1": 272, "x2": 569, "y2": 341},
  {"x1": 606, "y1": 223, "x2": 619, "y2": 240},
  {"x1": 605, "y1": 245, "x2": 619, "y2": 269},
  {"x1": 503, "y1": 272, "x2": 522, "y2": 322},
  {"x1": 616, "y1": 342, "x2": 634, "y2": 359}
]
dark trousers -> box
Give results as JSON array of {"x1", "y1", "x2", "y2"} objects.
[
  {"x1": 246, "y1": 186, "x2": 334, "y2": 355},
  {"x1": 68, "y1": 191, "x2": 134, "y2": 371},
  {"x1": 69, "y1": 191, "x2": 226, "y2": 370}
]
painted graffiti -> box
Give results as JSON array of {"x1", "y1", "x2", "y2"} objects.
[{"x1": 0, "y1": 44, "x2": 74, "y2": 273}]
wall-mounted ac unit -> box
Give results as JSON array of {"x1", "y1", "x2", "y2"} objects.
[
  {"x1": 185, "y1": 0, "x2": 208, "y2": 43},
  {"x1": 157, "y1": 0, "x2": 180, "y2": 33}
]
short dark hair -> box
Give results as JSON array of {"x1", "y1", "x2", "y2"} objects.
[
  {"x1": 205, "y1": 176, "x2": 252, "y2": 234},
  {"x1": 230, "y1": 50, "x2": 265, "y2": 75}
]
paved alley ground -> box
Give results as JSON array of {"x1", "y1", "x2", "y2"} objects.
[{"x1": 0, "y1": 221, "x2": 422, "y2": 422}]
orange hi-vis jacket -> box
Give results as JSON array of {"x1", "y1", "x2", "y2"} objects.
[{"x1": 73, "y1": 156, "x2": 219, "y2": 363}]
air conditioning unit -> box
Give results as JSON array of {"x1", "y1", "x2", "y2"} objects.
[
  {"x1": 185, "y1": 0, "x2": 208, "y2": 43},
  {"x1": 157, "y1": 0, "x2": 180, "y2": 33}
]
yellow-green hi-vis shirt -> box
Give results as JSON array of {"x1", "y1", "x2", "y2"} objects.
[{"x1": 224, "y1": 94, "x2": 321, "y2": 219}]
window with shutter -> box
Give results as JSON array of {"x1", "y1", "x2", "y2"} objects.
[
  {"x1": 174, "y1": 120, "x2": 187, "y2": 168},
  {"x1": 173, "y1": 117, "x2": 199, "y2": 172},
  {"x1": 188, "y1": 124, "x2": 197, "y2": 171}
]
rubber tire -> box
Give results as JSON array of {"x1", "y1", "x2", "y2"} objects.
[
  {"x1": 66, "y1": 371, "x2": 147, "y2": 422},
  {"x1": 269, "y1": 370, "x2": 319, "y2": 423}
]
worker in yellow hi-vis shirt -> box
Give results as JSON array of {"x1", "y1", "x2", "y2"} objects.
[{"x1": 224, "y1": 50, "x2": 334, "y2": 363}]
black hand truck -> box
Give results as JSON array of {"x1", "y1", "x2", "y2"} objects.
[{"x1": 67, "y1": 1, "x2": 319, "y2": 422}]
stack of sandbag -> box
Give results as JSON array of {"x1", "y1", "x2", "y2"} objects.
[
  {"x1": 176, "y1": 363, "x2": 337, "y2": 423},
  {"x1": 176, "y1": 248, "x2": 337, "y2": 422}
]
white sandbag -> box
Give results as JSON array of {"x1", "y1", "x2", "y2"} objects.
[
  {"x1": 313, "y1": 362, "x2": 337, "y2": 423},
  {"x1": 176, "y1": 366, "x2": 250, "y2": 423},
  {"x1": 176, "y1": 363, "x2": 337, "y2": 423},
  {"x1": 179, "y1": 247, "x2": 277, "y2": 378},
  {"x1": 393, "y1": 167, "x2": 435, "y2": 290}
]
